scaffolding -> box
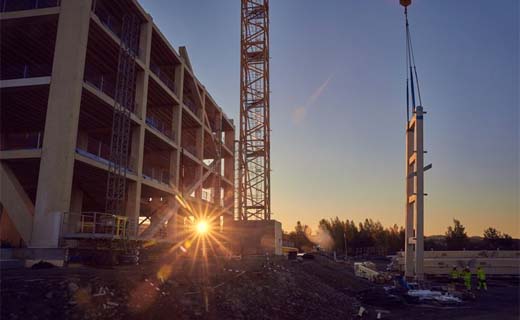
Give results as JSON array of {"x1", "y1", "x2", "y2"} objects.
[
  {"x1": 105, "y1": 14, "x2": 140, "y2": 221},
  {"x1": 239, "y1": 0, "x2": 271, "y2": 221}
]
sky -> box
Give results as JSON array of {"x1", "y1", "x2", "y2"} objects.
[{"x1": 140, "y1": 0, "x2": 519, "y2": 237}]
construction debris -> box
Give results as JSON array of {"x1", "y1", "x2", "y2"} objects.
[
  {"x1": 407, "y1": 289, "x2": 461, "y2": 304},
  {"x1": 354, "y1": 261, "x2": 392, "y2": 283},
  {"x1": 1, "y1": 255, "x2": 519, "y2": 319}
]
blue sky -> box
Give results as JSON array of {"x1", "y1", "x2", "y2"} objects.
[{"x1": 140, "y1": 0, "x2": 519, "y2": 237}]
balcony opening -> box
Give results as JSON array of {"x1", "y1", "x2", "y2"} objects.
[
  {"x1": 146, "y1": 78, "x2": 179, "y2": 142},
  {"x1": 0, "y1": 0, "x2": 60, "y2": 13},
  {"x1": 0, "y1": 15, "x2": 57, "y2": 80},
  {"x1": 150, "y1": 29, "x2": 181, "y2": 96},
  {"x1": 91, "y1": 0, "x2": 146, "y2": 56},
  {"x1": 76, "y1": 90, "x2": 135, "y2": 172},
  {"x1": 182, "y1": 72, "x2": 202, "y2": 118},
  {"x1": 0, "y1": 86, "x2": 48, "y2": 151},
  {"x1": 143, "y1": 131, "x2": 174, "y2": 186}
]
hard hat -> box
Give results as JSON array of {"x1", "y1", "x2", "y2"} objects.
[{"x1": 400, "y1": 0, "x2": 412, "y2": 7}]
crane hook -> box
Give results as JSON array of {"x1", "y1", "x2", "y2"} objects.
[{"x1": 400, "y1": 0, "x2": 411, "y2": 7}]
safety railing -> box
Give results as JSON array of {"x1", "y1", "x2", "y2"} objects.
[
  {"x1": 84, "y1": 69, "x2": 138, "y2": 113},
  {"x1": 0, "y1": 64, "x2": 52, "y2": 80},
  {"x1": 0, "y1": 0, "x2": 59, "y2": 12},
  {"x1": 84, "y1": 136, "x2": 111, "y2": 160},
  {"x1": 84, "y1": 69, "x2": 117, "y2": 100},
  {"x1": 150, "y1": 63, "x2": 177, "y2": 94},
  {"x1": 62, "y1": 212, "x2": 128, "y2": 238},
  {"x1": 0, "y1": 132, "x2": 42, "y2": 150},
  {"x1": 142, "y1": 167, "x2": 172, "y2": 185},
  {"x1": 145, "y1": 115, "x2": 175, "y2": 141},
  {"x1": 93, "y1": 4, "x2": 121, "y2": 38},
  {"x1": 76, "y1": 137, "x2": 136, "y2": 174}
]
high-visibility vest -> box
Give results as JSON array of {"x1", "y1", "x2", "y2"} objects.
[
  {"x1": 450, "y1": 270, "x2": 459, "y2": 279},
  {"x1": 463, "y1": 271, "x2": 471, "y2": 281},
  {"x1": 477, "y1": 269, "x2": 486, "y2": 280}
]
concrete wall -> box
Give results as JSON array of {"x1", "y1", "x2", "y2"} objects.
[
  {"x1": 228, "y1": 220, "x2": 282, "y2": 256},
  {"x1": 393, "y1": 250, "x2": 520, "y2": 275}
]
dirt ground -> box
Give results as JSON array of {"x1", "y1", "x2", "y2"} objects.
[{"x1": 1, "y1": 254, "x2": 518, "y2": 320}]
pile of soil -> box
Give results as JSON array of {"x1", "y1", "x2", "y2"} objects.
[
  {"x1": 2, "y1": 254, "x2": 518, "y2": 319},
  {"x1": 1, "y1": 256, "x2": 362, "y2": 320}
]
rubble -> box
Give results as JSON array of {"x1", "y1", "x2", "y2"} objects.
[{"x1": 1, "y1": 255, "x2": 518, "y2": 319}]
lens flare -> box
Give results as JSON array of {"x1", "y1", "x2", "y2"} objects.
[{"x1": 196, "y1": 220, "x2": 209, "y2": 234}]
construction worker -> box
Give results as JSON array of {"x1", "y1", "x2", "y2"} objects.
[
  {"x1": 450, "y1": 266, "x2": 459, "y2": 286},
  {"x1": 463, "y1": 266, "x2": 472, "y2": 290},
  {"x1": 477, "y1": 266, "x2": 487, "y2": 291}
]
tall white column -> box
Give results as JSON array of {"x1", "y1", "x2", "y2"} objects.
[
  {"x1": 32, "y1": 0, "x2": 92, "y2": 248},
  {"x1": 404, "y1": 106, "x2": 426, "y2": 280},
  {"x1": 414, "y1": 106, "x2": 425, "y2": 280},
  {"x1": 405, "y1": 125, "x2": 415, "y2": 278}
]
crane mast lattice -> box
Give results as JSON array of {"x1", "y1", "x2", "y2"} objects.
[{"x1": 239, "y1": 0, "x2": 271, "y2": 221}]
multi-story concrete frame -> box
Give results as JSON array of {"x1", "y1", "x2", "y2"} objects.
[{"x1": 0, "y1": 0, "x2": 235, "y2": 248}]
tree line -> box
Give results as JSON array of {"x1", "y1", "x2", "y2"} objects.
[{"x1": 283, "y1": 218, "x2": 519, "y2": 255}]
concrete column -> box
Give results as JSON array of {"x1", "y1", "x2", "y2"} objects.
[
  {"x1": 414, "y1": 106, "x2": 425, "y2": 280},
  {"x1": 0, "y1": 163, "x2": 34, "y2": 243},
  {"x1": 173, "y1": 64, "x2": 184, "y2": 186},
  {"x1": 169, "y1": 151, "x2": 177, "y2": 186},
  {"x1": 70, "y1": 186, "x2": 83, "y2": 213},
  {"x1": 197, "y1": 104, "x2": 205, "y2": 159},
  {"x1": 174, "y1": 64, "x2": 183, "y2": 100},
  {"x1": 135, "y1": 71, "x2": 149, "y2": 120},
  {"x1": 126, "y1": 20, "x2": 152, "y2": 237},
  {"x1": 225, "y1": 127, "x2": 234, "y2": 150},
  {"x1": 32, "y1": 0, "x2": 92, "y2": 248},
  {"x1": 76, "y1": 131, "x2": 88, "y2": 150},
  {"x1": 195, "y1": 90, "x2": 206, "y2": 199},
  {"x1": 165, "y1": 197, "x2": 177, "y2": 241},
  {"x1": 214, "y1": 114, "x2": 223, "y2": 204},
  {"x1": 126, "y1": 181, "x2": 141, "y2": 237},
  {"x1": 135, "y1": 19, "x2": 152, "y2": 119},
  {"x1": 139, "y1": 15, "x2": 153, "y2": 66},
  {"x1": 129, "y1": 126, "x2": 143, "y2": 173},
  {"x1": 68, "y1": 186, "x2": 83, "y2": 234},
  {"x1": 168, "y1": 64, "x2": 184, "y2": 240},
  {"x1": 224, "y1": 185, "x2": 234, "y2": 208}
]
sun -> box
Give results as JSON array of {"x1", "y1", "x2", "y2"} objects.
[{"x1": 196, "y1": 220, "x2": 209, "y2": 235}]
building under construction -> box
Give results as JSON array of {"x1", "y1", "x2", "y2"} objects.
[{"x1": 0, "y1": 0, "x2": 236, "y2": 249}]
